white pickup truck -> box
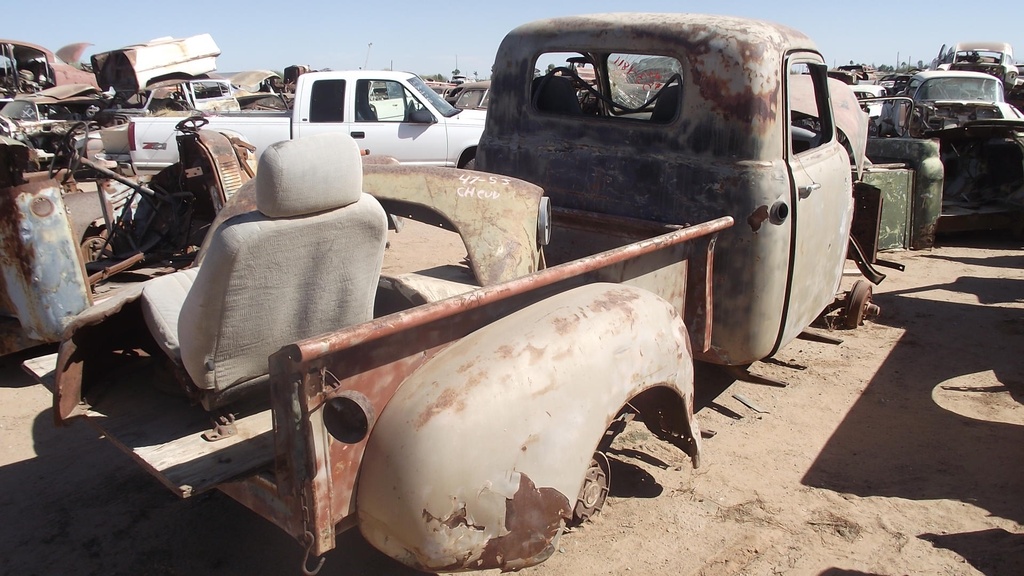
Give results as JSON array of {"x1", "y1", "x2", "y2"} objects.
[{"x1": 126, "y1": 70, "x2": 486, "y2": 171}]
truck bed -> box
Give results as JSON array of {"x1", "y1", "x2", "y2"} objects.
[{"x1": 24, "y1": 353, "x2": 274, "y2": 497}]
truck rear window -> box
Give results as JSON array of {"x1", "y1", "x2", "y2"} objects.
[{"x1": 532, "y1": 52, "x2": 683, "y2": 123}]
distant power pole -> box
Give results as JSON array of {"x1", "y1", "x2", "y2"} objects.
[{"x1": 364, "y1": 43, "x2": 372, "y2": 69}]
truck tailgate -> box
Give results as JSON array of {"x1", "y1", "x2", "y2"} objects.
[{"x1": 24, "y1": 353, "x2": 274, "y2": 497}]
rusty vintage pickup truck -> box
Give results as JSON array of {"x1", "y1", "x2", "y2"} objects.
[{"x1": 26, "y1": 13, "x2": 874, "y2": 574}]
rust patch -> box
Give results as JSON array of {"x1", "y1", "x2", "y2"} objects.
[
  {"x1": 524, "y1": 343, "x2": 545, "y2": 364},
  {"x1": 496, "y1": 344, "x2": 515, "y2": 359},
  {"x1": 478, "y1": 474, "x2": 570, "y2": 571},
  {"x1": 747, "y1": 205, "x2": 770, "y2": 232},
  {"x1": 414, "y1": 387, "x2": 467, "y2": 429},
  {"x1": 588, "y1": 287, "x2": 642, "y2": 313},
  {"x1": 423, "y1": 503, "x2": 484, "y2": 531},
  {"x1": 0, "y1": 183, "x2": 44, "y2": 284},
  {"x1": 552, "y1": 315, "x2": 580, "y2": 336}
]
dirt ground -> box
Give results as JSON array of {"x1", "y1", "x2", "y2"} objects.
[{"x1": 1, "y1": 225, "x2": 1023, "y2": 576}]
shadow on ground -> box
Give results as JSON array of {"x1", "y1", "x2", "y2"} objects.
[
  {"x1": 0, "y1": 405, "x2": 430, "y2": 576},
  {"x1": 802, "y1": 240, "x2": 1024, "y2": 574}
]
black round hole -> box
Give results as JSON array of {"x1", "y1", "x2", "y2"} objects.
[
  {"x1": 771, "y1": 201, "x2": 789, "y2": 224},
  {"x1": 323, "y1": 396, "x2": 369, "y2": 443}
]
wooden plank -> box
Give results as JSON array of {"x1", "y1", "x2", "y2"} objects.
[
  {"x1": 22, "y1": 352, "x2": 58, "y2": 391},
  {"x1": 22, "y1": 352, "x2": 274, "y2": 498}
]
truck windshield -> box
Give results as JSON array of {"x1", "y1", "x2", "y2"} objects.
[{"x1": 408, "y1": 75, "x2": 460, "y2": 117}]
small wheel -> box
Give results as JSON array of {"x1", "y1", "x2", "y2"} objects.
[
  {"x1": 572, "y1": 452, "x2": 611, "y2": 525},
  {"x1": 844, "y1": 279, "x2": 873, "y2": 329}
]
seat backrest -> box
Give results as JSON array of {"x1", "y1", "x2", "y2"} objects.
[
  {"x1": 533, "y1": 75, "x2": 582, "y2": 115},
  {"x1": 178, "y1": 133, "x2": 388, "y2": 405}
]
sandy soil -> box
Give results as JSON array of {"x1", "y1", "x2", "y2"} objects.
[{"x1": 1, "y1": 226, "x2": 1022, "y2": 576}]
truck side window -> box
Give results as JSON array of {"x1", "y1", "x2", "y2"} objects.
[
  {"x1": 309, "y1": 79, "x2": 345, "y2": 123},
  {"x1": 533, "y1": 51, "x2": 683, "y2": 123},
  {"x1": 787, "y1": 62, "x2": 834, "y2": 155},
  {"x1": 357, "y1": 80, "x2": 424, "y2": 123}
]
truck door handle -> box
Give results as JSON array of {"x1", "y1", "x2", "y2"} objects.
[
  {"x1": 351, "y1": 131, "x2": 365, "y2": 139},
  {"x1": 798, "y1": 183, "x2": 821, "y2": 198}
]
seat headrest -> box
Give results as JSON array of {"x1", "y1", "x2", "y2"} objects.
[{"x1": 256, "y1": 133, "x2": 363, "y2": 218}]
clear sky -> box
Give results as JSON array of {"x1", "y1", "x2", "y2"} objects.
[{"x1": 13, "y1": 0, "x2": 1023, "y2": 80}]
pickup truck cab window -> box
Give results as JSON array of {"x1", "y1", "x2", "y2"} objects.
[
  {"x1": 308, "y1": 78, "x2": 345, "y2": 123},
  {"x1": 787, "y1": 61, "x2": 835, "y2": 155},
  {"x1": 532, "y1": 51, "x2": 683, "y2": 123}
]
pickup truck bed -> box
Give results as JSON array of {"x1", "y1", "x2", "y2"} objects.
[{"x1": 32, "y1": 207, "x2": 730, "y2": 499}]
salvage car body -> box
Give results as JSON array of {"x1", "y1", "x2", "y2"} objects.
[
  {"x1": 91, "y1": 34, "x2": 220, "y2": 94},
  {"x1": 0, "y1": 84, "x2": 108, "y2": 166},
  {"x1": 29, "y1": 12, "x2": 868, "y2": 575},
  {"x1": 905, "y1": 70, "x2": 1021, "y2": 137},
  {"x1": 932, "y1": 42, "x2": 1018, "y2": 87},
  {"x1": 875, "y1": 70, "x2": 1022, "y2": 138},
  {"x1": 873, "y1": 70, "x2": 1024, "y2": 231},
  {"x1": 0, "y1": 40, "x2": 97, "y2": 98}
]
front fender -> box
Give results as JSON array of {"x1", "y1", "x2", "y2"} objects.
[{"x1": 356, "y1": 283, "x2": 700, "y2": 572}]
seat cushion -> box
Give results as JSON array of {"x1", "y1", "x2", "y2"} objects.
[{"x1": 140, "y1": 267, "x2": 200, "y2": 361}]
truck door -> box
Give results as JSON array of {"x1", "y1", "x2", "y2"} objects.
[
  {"x1": 778, "y1": 57, "x2": 854, "y2": 350},
  {"x1": 347, "y1": 79, "x2": 449, "y2": 165}
]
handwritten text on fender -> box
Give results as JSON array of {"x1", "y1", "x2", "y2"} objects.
[{"x1": 457, "y1": 173, "x2": 511, "y2": 199}]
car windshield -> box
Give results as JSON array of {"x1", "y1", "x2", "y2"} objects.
[
  {"x1": 455, "y1": 88, "x2": 488, "y2": 109},
  {"x1": 407, "y1": 75, "x2": 459, "y2": 117},
  {"x1": 917, "y1": 77, "x2": 1002, "y2": 102},
  {"x1": 1, "y1": 100, "x2": 37, "y2": 121}
]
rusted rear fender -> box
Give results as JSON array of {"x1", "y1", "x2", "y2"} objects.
[{"x1": 355, "y1": 283, "x2": 700, "y2": 572}]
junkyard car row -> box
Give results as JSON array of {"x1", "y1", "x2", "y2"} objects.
[{"x1": 1, "y1": 14, "x2": 1022, "y2": 574}]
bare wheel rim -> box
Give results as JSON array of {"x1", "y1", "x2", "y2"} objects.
[
  {"x1": 844, "y1": 279, "x2": 873, "y2": 329},
  {"x1": 572, "y1": 452, "x2": 611, "y2": 524}
]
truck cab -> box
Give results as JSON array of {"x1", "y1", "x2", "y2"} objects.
[{"x1": 479, "y1": 13, "x2": 864, "y2": 365}]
